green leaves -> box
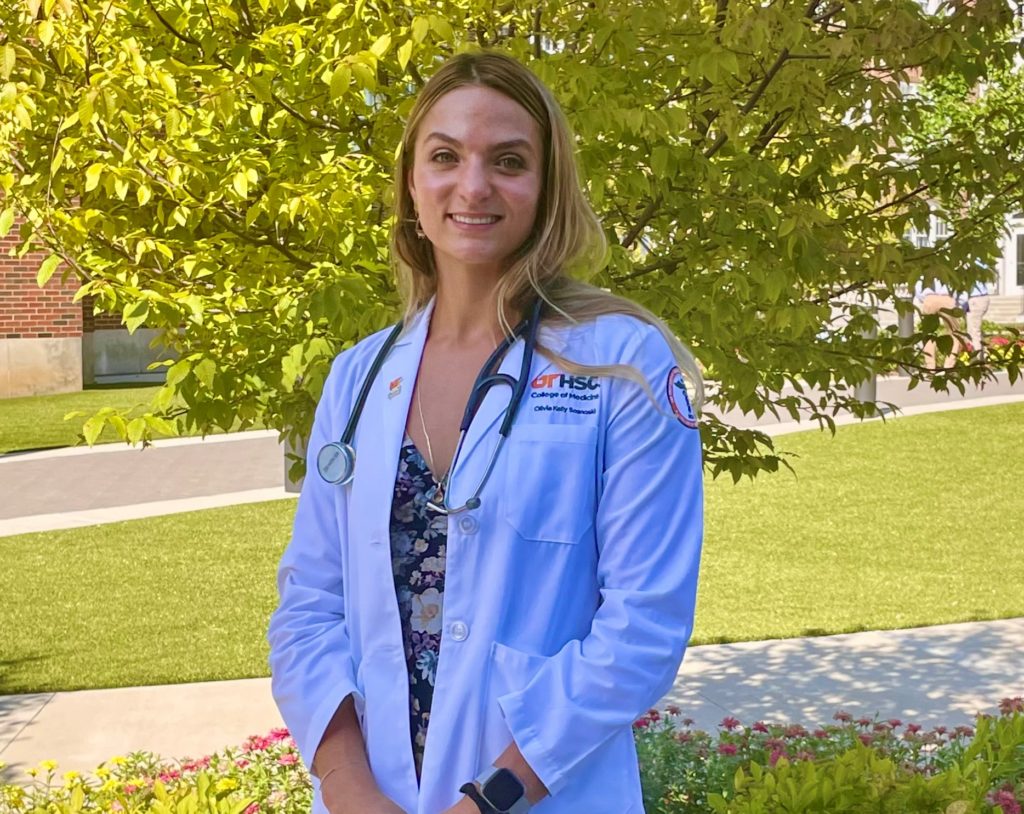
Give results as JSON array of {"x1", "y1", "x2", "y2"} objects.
[
  {"x1": 1, "y1": 0, "x2": 1020, "y2": 474},
  {"x1": 36, "y1": 254, "x2": 61, "y2": 286},
  {"x1": 1, "y1": 45, "x2": 16, "y2": 80},
  {"x1": 0, "y1": 207, "x2": 14, "y2": 238}
]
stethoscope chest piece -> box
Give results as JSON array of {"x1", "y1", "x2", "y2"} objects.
[{"x1": 317, "y1": 441, "x2": 356, "y2": 485}]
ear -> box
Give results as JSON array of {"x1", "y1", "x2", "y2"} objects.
[{"x1": 406, "y1": 168, "x2": 418, "y2": 210}]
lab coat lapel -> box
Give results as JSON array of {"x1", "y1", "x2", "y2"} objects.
[{"x1": 349, "y1": 301, "x2": 433, "y2": 537}]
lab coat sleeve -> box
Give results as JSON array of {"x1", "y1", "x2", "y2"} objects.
[
  {"x1": 496, "y1": 322, "x2": 704, "y2": 797},
  {"x1": 267, "y1": 354, "x2": 361, "y2": 771}
]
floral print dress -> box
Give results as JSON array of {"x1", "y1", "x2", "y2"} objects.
[{"x1": 390, "y1": 436, "x2": 447, "y2": 784}]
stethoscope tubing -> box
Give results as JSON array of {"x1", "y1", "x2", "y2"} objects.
[{"x1": 318, "y1": 299, "x2": 542, "y2": 497}]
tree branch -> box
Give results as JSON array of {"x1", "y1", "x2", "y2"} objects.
[
  {"x1": 620, "y1": 194, "x2": 663, "y2": 249},
  {"x1": 532, "y1": 4, "x2": 543, "y2": 59}
]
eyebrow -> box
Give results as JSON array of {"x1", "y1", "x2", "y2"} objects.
[{"x1": 423, "y1": 132, "x2": 536, "y2": 155}]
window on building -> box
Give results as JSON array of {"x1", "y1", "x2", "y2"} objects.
[{"x1": 1018, "y1": 234, "x2": 1024, "y2": 287}]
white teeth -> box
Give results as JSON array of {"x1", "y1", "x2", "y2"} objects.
[{"x1": 451, "y1": 214, "x2": 499, "y2": 225}]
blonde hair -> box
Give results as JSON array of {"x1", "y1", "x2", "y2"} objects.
[{"x1": 391, "y1": 50, "x2": 704, "y2": 412}]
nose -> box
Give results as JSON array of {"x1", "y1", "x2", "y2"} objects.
[{"x1": 456, "y1": 157, "x2": 492, "y2": 202}]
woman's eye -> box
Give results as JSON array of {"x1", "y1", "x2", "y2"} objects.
[
  {"x1": 431, "y1": 151, "x2": 457, "y2": 164},
  {"x1": 498, "y1": 155, "x2": 525, "y2": 170}
]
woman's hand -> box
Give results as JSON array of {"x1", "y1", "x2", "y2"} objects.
[{"x1": 321, "y1": 779, "x2": 407, "y2": 814}]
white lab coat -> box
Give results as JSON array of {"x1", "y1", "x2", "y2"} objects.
[{"x1": 267, "y1": 300, "x2": 704, "y2": 814}]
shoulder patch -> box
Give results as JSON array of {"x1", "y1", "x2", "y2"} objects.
[{"x1": 666, "y1": 366, "x2": 699, "y2": 429}]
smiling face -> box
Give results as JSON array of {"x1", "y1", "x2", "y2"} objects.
[{"x1": 407, "y1": 85, "x2": 544, "y2": 281}]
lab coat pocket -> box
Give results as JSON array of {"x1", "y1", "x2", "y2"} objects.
[
  {"x1": 503, "y1": 423, "x2": 597, "y2": 545},
  {"x1": 479, "y1": 641, "x2": 547, "y2": 766}
]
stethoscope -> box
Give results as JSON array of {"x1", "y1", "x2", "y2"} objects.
[{"x1": 317, "y1": 299, "x2": 542, "y2": 516}]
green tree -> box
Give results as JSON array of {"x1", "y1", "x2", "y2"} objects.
[{"x1": 1, "y1": 0, "x2": 1022, "y2": 481}]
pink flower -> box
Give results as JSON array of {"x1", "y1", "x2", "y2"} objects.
[
  {"x1": 666, "y1": 705, "x2": 681, "y2": 716},
  {"x1": 235, "y1": 759, "x2": 250, "y2": 769},
  {"x1": 934, "y1": 726, "x2": 948, "y2": 736},
  {"x1": 813, "y1": 729, "x2": 829, "y2": 739},
  {"x1": 887, "y1": 719, "x2": 902, "y2": 729},
  {"x1": 244, "y1": 805, "x2": 261, "y2": 814},
  {"x1": 717, "y1": 743, "x2": 738, "y2": 756},
  {"x1": 768, "y1": 748, "x2": 788, "y2": 766},
  {"x1": 269, "y1": 728, "x2": 290, "y2": 741},
  {"x1": 633, "y1": 717, "x2": 650, "y2": 729},
  {"x1": 906, "y1": 723, "x2": 922, "y2": 734},
  {"x1": 954, "y1": 725, "x2": 974, "y2": 739},
  {"x1": 986, "y1": 789, "x2": 1022, "y2": 814},
  {"x1": 647, "y1": 709, "x2": 661, "y2": 722},
  {"x1": 999, "y1": 697, "x2": 1023, "y2": 715},
  {"x1": 856, "y1": 717, "x2": 872, "y2": 728},
  {"x1": 752, "y1": 721, "x2": 769, "y2": 734},
  {"x1": 795, "y1": 750, "x2": 814, "y2": 761},
  {"x1": 833, "y1": 711, "x2": 853, "y2": 723},
  {"x1": 124, "y1": 785, "x2": 139, "y2": 795},
  {"x1": 784, "y1": 724, "x2": 808, "y2": 739},
  {"x1": 675, "y1": 732, "x2": 692, "y2": 744},
  {"x1": 720, "y1": 716, "x2": 741, "y2": 731},
  {"x1": 858, "y1": 733, "x2": 873, "y2": 746},
  {"x1": 682, "y1": 718, "x2": 694, "y2": 727},
  {"x1": 277, "y1": 754, "x2": 298, "y2": 766}
]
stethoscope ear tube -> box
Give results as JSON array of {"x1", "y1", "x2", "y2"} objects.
[
  {"x1": 340, "y1": 322, "x2": 406, "y2": 447},
  {"x1": 317, "y1": 321, "x2": 405, "y2": 484},
  {"x1": 317, "y1": 300, "x2": 542, "y2": 493}
]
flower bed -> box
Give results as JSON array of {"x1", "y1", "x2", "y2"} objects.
[
  {"x1": 0, "y1": 729, "x2": 310, "y2": 814},
  {"x1": 636, "y1": 698, "x2": 1024, "y2": 813},
  {"x1": 2, "y1": 702, "x2": 1022, "y2": 814}
]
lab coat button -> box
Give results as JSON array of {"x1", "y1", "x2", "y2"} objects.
[
  {"x1": 449, "y1": 621, "x2": 469, "y2": 642},
  {"x1": 457, "y1": 515, "x2": 479, "y2": 534}
]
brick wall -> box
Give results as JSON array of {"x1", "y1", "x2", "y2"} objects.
[
  {"x1": 0, "y1": 220, "x2": 83, "y2": 339},
  {"x1": 82, "y1": 296, "x2": 124, "y2": 332}
]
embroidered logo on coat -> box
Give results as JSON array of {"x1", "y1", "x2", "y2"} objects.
[
  {"x1": 530, "y1": 372, "x2": 600, "y2": 416},
  {"x1": 666, "y1": 367, "x2": 698, "y2": 429}
]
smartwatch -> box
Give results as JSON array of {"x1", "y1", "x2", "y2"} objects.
[{"x1": 461, "y1": 765, "x2": 531, "y2": 814}]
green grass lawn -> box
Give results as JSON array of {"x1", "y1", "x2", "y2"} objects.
[
  {"x1": 0, "y1": 385, "x2": 268, "y2": 454},
  {"x1": 0, "y1": 385, "x2": 161, "y2": 454},
  {"x1": 1, "y1": 403, "x2": 1021, "y2": 694}
]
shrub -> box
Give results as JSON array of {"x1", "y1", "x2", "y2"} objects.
[
  {"x1": 0, "y1": 729, "x2": 309, "y2": 814},
  {"x1": 2, "y1": 704, "x2": 1021, "y2": 814},
  {"x1": 634, "y1": 699, "x2": 1024, "y2": 813}
]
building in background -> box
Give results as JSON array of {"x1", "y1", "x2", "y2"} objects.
[{"x1": 1, "y1": 218, "x2": 170, "y2": 398}]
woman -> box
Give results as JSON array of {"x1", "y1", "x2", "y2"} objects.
[{"x1": 268, "y1": 51, "x2": 704, "y2": 814}]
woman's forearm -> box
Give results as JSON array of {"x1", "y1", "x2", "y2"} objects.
[
  {"x1": 493, "y1": 739, "x2": 549, "y2": 805},
  {"x1": 312, "y1": 694, "x2": 383, "y2": 811}
]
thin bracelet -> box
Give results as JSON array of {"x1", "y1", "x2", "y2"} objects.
[{"x1": 318, "y1": 767, "x2": 343, "y2": 788}]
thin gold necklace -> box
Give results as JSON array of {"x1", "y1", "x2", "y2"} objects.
[{"x1": 415, "y1": 385, "x2": 440, "y2": 480}]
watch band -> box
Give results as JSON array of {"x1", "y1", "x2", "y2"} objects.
[{"x1": 459, "y1": 782, "x2": 497, "y2": 814}]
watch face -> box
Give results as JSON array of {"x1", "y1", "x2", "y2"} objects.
[{"x1": 484, "y1": 769, "x2": 524, "y2": 810}]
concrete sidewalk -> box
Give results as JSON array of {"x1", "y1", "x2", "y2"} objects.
[
  {"x1": 0, "y1": 431, "x2": 291, "y2": 537},
  {"x1": 1, "y1": 618, "x2": 1021, "y2": 782}
]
